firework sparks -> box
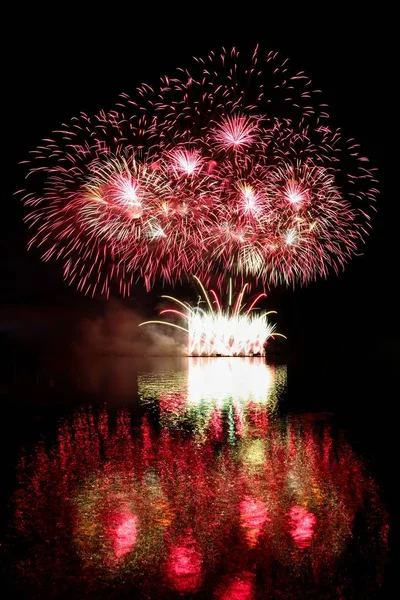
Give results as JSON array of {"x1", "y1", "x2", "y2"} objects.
[
  {"x1": 211, "y1": 114, "x2": 260, "y2": 151},
  {"x1": 20, "y1": 47, "x2": 377, "y2": 295},
  {"x1": 139, "y1": 277, "x2": 286, "y2": 356}
]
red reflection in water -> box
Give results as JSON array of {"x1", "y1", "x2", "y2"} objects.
[
  {"x1": 219, "y1": 571, "x2": 255, "y2": 600},
  {"x1": 209, "y1": 407, "x2": 224, "y2": 441},
  {"x1": 108, "y1": 511, "x2": 138, "y2": 559},
  {"x1": 287, "y1": 505, "x2": 316, "y2": 549},
  {"x1": 159, "y1": 391, "x2": 187, "y2": 418},
  {"x1": 239, "y1": 496, "x2": 270, "y2": 547},
  {"x1": 13, "y1": 406, "x2": 389, "y2": 598},
  {"x1": 166, "y1": 531, "x2": 203, "y2": 592}
]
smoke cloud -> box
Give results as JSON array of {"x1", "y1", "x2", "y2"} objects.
[
  {"x1": 1, "y1": 299, "x2": 186, "y2": 358},
  {"x1": 74, "y1": 298, "x2": 186, "y2": 357}
]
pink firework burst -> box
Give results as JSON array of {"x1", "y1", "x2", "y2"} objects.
[
  {"x1": 211, "y1": 115, "x2": 260, "y2": 152},
  {"x1": 19, "y1": 47, "x2": 377, "y2": 295},
  {"x1": 283, "y1": 180, "x2": 308, "y2": 206},
  {"x1": 237, "y1": 184, "x2": 263, "y2": 218},
  {"x1": 168, "y1": 147, "x2": 204, "y2": 176}
]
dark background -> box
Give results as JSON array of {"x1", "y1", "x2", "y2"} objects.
[{"x1": 1, "y1": 7, "x2": 397, "y2": 596}]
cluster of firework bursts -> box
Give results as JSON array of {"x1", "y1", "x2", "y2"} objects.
[
  {"x1": 14, "y1": 405, "x2": 388, "y2": 597},
  {"x1": 140, "y1": 277, "x2": 286, "y2": 356},
  {"x1": 20, "y1": 47, "x2": 377, "y2": 296}
]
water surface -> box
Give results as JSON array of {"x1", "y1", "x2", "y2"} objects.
[{"x1": 1, "y1": 357, "x2": 390, "y2": 598}]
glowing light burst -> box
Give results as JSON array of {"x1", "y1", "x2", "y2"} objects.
[
  {"x1": 238, "y1": 183, "x2": 262, "y2": 217},
  {"x1": 20, "y1": 46, "x2": 377, "y2": 296},
  {"x1": 211, "y1": 114, "x2": 260, "y2": 151},
  {"x1": 284, "y1": 181, "x2": 307, "y2": 205},
  {"x1": 140, "y1": 277, "x2": 286, "y2": 356},
  {"x1": 168, "y1": 148, "x2": 203, "y2": 175}
]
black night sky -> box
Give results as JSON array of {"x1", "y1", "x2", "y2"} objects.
[{"x1": 1, "y1": 8, "x2": 397, "y2": 598}]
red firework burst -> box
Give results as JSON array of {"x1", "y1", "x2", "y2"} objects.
[{"x1": 20, "y1": 47, "x2": 377, "y2": 296}]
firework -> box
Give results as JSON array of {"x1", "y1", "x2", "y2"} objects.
[
  {"x1": 20, "y1": 47, "x2": 377, "y2": 295},
  {"x1": 139, "y1": 277, "x2": 286, "y2": 356}
]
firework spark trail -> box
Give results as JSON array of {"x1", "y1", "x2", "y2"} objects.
[
  {"x1": 139, "y1": 278, "x2": 286, "y2": 357},
  {"x1": 20, "y1": 47, "x2": 377, "y2": 296}
]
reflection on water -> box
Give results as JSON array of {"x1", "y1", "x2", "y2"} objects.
[
  {"x1": 139, "y1": 358, "x2": 286, "y2": 439},
  {"x1": 139, "y1": 357, "x2": 286, "y2": 405},
  {"x1": 11, "y1": 359, "x2": 388, "y2": 600},
  {"x1": 11, "y1": 359, "x2": 388, "y2": 598}
]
